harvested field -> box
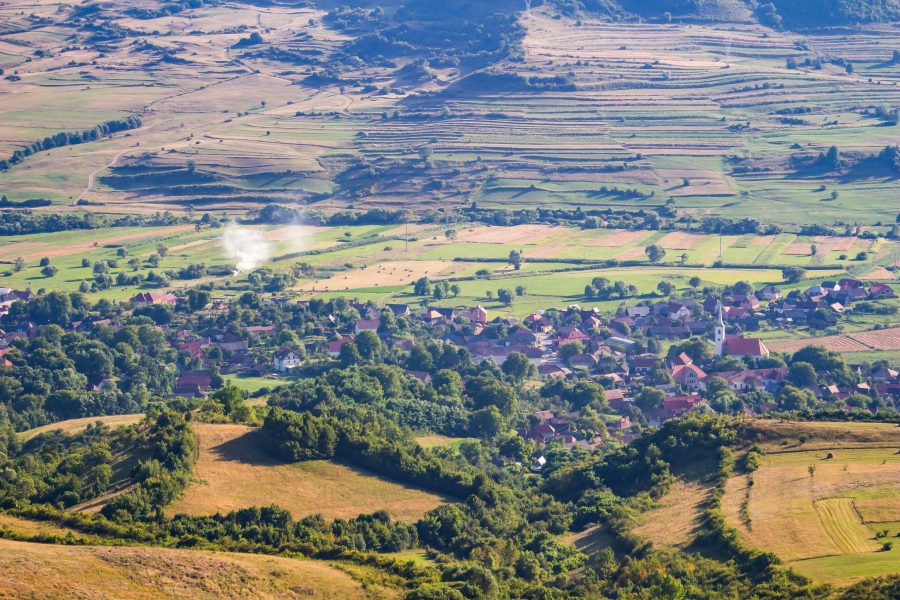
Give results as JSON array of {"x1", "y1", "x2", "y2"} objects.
[
  {"x1": 20, "y1": 414, "x2": 143, "y2": 441},
  {"x1": 457, "y1": 225, "x2": 566, "y2": 245},
  {"x1": 0, "y1": 225, "x2": 194, "y2": 262},
  {"x1": 170, "y1": 423, "x2": 448, "y2": 522},
  {"x1": 583, "y1": 229, "x2": 647, "y2": 247},
  {"x1": 814, "y1": 498, "x2": 880, "y2": 554},
  {"x1": 295, "y1": 260, "x2": 456, "y2": 292},
  {"x1": 847, "y1": 328, "x2": 900, "y2": 351},
  {"x1": 724, "y1": 428, "x2": 900, "y2": 585},
  {"x1": 657, "y1": 231, "x2": 705, "y2": 250},
  {"x1": 0, "y1": 539, "x2": 377, "y2": 599},
  {"x1": 767, "y1": 327, "x2": 900, "y2": 354}
]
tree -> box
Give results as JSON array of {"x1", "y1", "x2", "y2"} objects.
[
  {"x1": 781, "y1": 266, "x2": 806, "y2": 283},
  {"x1": 508, "y1": 249, "x2": 523, "y2": 270},
  {"x1": 444, "y1": 229, "x2": 457, "y2": 242},
  {"x1": 497, "y1": 288, "x2": 514, "y2": 306},
  {"x1": 338, "y1": 342, "x2": 361, "y2": 367},
  {"x1": 356, "y1": 330, "x2": 382, "y2": 360},
  {"x1": 788, "y1": 361, "x2": 818, "y2": 387},
  {"x1": 733, "y1": 280, "x2": 754, "y2": 296},
  {"x1": 635, "y1": 387, "x2": 665, "y2": 411},
  {"x1": 657, "y1": 280, "x2": 675, "y2": 296},
  {"x1": 645, "y1": 244, "x2": 666, "y2": 262},
  {"x1": 470, "y1": 406, "x2": 503, "y2": 438},
  {"x1": 502, "y1": 352, "x2": 536, "y2": 383},
  {"x1": 413, "y1": 277, "x2": 431, "y2": 296},
  {"x1": 187, "y1": 289, "x2": 210, "y2": 312},
  {"x1": 157, "y1": 244, "x2": 168, "y2": 257},
  {"x1": 13, "y1": 256, "x2": 25, "y2": 272},
  {"x1": 39, "y1": 257, "x2": 50, "y2": 267},
  {"x1": 450, "y1": 284, "x2": 460, "y2": 297},
  {"x1": 689, "y1": 276, "x2": 702, "y2": 288},
  {"x1": 40, "y1": 265, "x2": 58, "y2": 278},
  {"x1": 515, "y1": 285, "x2": 526, "y2": 297},
  {"x1": 559, "y1": 341, "x2": 584, "y2": 364},
  {"x1": 116, "y1": 247, "x2": 127, "y2": 258}
]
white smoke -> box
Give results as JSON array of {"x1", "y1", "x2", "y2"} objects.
[{"x1": 223, "y1": 221, "x2": 271, "y2": 274}]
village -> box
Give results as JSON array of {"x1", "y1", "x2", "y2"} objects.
[{"x1": 0, "y1": 277, "x2": 897, "y2": 459}]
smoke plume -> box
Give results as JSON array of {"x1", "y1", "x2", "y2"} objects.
[{"x1": 223, "y1": 221, "x2": 271, "y2": 274}]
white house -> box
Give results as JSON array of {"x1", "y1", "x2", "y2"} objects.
[{"x1": 273, "y1": 348, "x2": 302, "y2": 372}]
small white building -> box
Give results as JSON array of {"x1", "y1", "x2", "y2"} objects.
[{"x1": 273, "y1": 348, "x2": 302, "y2": 372}]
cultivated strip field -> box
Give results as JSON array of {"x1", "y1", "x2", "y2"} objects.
[{"x1": 767, "y1": 327, "x2": 900, "y2": 354}]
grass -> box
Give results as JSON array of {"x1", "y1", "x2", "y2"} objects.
[
  {"x1": 722, "y1": 421, "x2": 900, "y2": 585},
  {"x1": 19, "y1": 414, "x2": 143, "y2": 441},
  {"x1": 170, "y1": 423, "x2": 449, "y2": 523},
  {"x1": 414, "y1": 435, "x2": 471, "y2": 450},
  {"x1": 632, "y1": 478, "x2": 709, "y2": 549},
  {"x1": 0, "y1": 538, "x2": 379, "y2": 599}
]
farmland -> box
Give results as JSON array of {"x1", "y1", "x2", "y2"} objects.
[
  {"x1": 170, "y1": 423, "x2": 449, "y2": 523},
  {"x1": 0, "y1": 539, "x2": 383, "y2": 599},
  {"x1": 0, "y1": 2, "x2": 896, "y2": 227},
  {"x1": 722, "y1": 421, "x2": 900, "y2": 585}
]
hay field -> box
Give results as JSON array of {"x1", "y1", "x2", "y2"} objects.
[
  {"x1": 632, "y1": 478, "x2": 708, "y2": 549},
  {"x1": 723, "y1": 422, "x2": 900, "y2": 585},
  {"x1": 0, "y1": 539, "x2": 379, "y2": 600},
  {"x1": 20, "y1": 414, "x2": 143, "y2": 441},
  {"x1": 169, "y1": 423, "x2": 448, "y2": 522}
]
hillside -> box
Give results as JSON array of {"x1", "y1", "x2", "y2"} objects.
[
  {"x1": 722, "y1": 420, "x2": 900, "y2": 585},
  {"x1": 169, "y1": 422, "x2": 449, "y2": 522},
  {"x1": 0, "y1": 539, "x2": 383, "y2": 599}
]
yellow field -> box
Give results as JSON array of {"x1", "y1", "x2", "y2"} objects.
[
  {"x1": 632, "y1": 478, "x2": 708, "y2": 549},
  {"x1": 723, "y1": 421, "x2": 900, "y2": 585},
  {"x1": 813, "y1": 498, "x2": 880, "y2": 554},
  {"x1": 0, "y1": 539, "x2": 378, "y2": 599},
  {"x1": 20, "y1": 414, "x2": 144, "y2": 441},
  {"x1": 169, "y1": 423, "x2": 448, "y2": 522}
]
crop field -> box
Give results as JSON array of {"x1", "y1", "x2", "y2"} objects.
[
  {"x1": 0, "y1": 3, "x2": 896, "y2": 226},
  {"x1": 170, "y1": 423, "x2": 448, "y2": 523},
  {"x1": 767, "y1": 327, "x2": 900, "y2": 354},
  {"x1": 0, "y1": 538, "x2": 379, "y2": 599},
  {"x1": 722, "y1": 422, "x2": 900, "y2": 585}
]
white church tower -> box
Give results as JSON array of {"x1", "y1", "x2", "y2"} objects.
[{"x1": 714, "y1": 303, "x2": 726, "y2": 357}]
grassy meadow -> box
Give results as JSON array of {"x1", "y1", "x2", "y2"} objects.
[
  {"x1": 169, "y1": 423, "x2": 449, "y2": 523},
  {"x1": 722, "y1": 422, "x2": 900, "y2": 586}
]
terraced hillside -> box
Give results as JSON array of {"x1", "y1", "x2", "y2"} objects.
[{"x1": 0, "y1": 1, "x2": 897, "y2": 227}]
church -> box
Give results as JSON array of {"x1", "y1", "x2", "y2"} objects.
[{"x1": 714, "y1": 303, "x2": 770, "y2": 359}]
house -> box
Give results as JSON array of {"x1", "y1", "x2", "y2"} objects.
[
  {"x1": 245, "y1": 325, "x2": 276, "y2": 338},
  {"x1": 722, "y1": 335, "x2": 770, "y2": 359},
  {"x1": 354, "y1": 318, "x2": 381, "y2": 334},
  {"x1": 869, "y1": 283, "x2": 896, "y2": 299},
  {"x1": 760, "y1": 285, "x2": 782, "y2": 301},
  {"x1": 706, "y1": 368, "x2": 788, "y2": 393},
  {"x1": 273, "y1": 348, "x2": 302, "y2": 373},
  {"x1": 406, "y1": 370, "x2": 433, "y2": 384},
  {"x1": 531, "y1": 456, "x2": 547, "y2": 472},
  {"x1": 131, "y1": 292, "x2": 177, "y2": 305},
  {"x1": 672, "y1": 363, "x2": 707, "y2": 391},
  {"x1": 175, "y1": 371, "x2": 212, "y2": 397},
  {"x1": 629, "y1": 355, "x2": 660, "y2": 374},
  {"x1": 468, "y1": 305, "x2": 488, "y2": 324},
  {"x1": 327, "y1": 335, "x2": 354, "y2": 357},
  {"x1": 538, "y1": 363, "x2": 569, "y2": 379},
  {"x1": 386, "y1": 303, "x2": 411, "y2": 317}
]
